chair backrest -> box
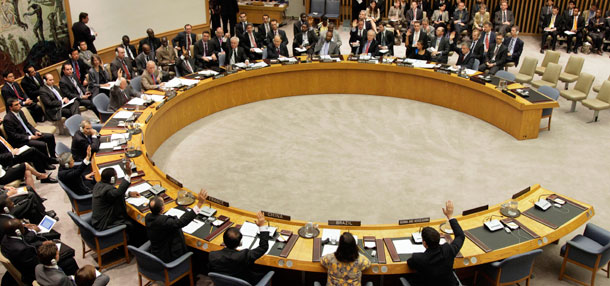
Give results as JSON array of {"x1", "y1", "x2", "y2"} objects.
[
  {"x1": 103, "y1": 64, "x2": 111, "y2": 77},
  {"x1": 542, "y1": 63, "x2": 562, "y2": 85},
  {"x1": 20, "y1": 108, "x2": 38, "y2": 127},
  {"x1": 473, "y1": 59, "x2": 480, "y2": 71},
  {"x1": 219, "y1": 53, "x2": 226, "y2": 67},
  {"x1": 541, "y1": 50, "x2": 560, "y2": 68},
  {"x1": 326, "y1": 0, "x2": 340, "y2": 15},
  {"x1": 262, "y1": 48, "x2": 268, "y2": 60},
  {"x1": 495, "y1": 70, "x2": 516, "y2": 81},
  {"x1": 310, "y1": 0, "x2": 325, "y2": 15},
  {"x1": 130, "y1": 76, "x2": 143, "y2": 92},
  {"x1": 128, "y1": 242, "x2": 168, "y2": 281},
  {"x1": 67, "y1": 212, "x2": 97, "y2": 248},
  {"x1": 563, "y1": 55, "x2": 584, "y2": 76},
  {"x1": 209, "y1": 272, "x2": 252, "y2": 286},
  {"x1": 55, "y1": 142, "x2": 71, "y2": 157},
  {"x1": 0, "y1": 251, "x2": 25, "y2": 286},
  {"x1": 64, "y1": 114, "x2": 83, "y2": 137},
  {"x1": 596, "y1": 81, "x2": 610, "y2": 103},
  {"x1": 538, "y1": 86, "x2": 560, "y2": 101},
  {"x1": 58, "y1": 179, "x2": 92, "y2": 215},
  {"x1": 574, "y1": 72, "x2": 595, "y2": 96},
  {"x1": 518, "y1": 57, "x2": 538, "y2": 77},
  {"x1": 496, "y1": 249, "x2": 543, "y2": 283},
  {"x1": 92, "y1": 93, "x2": 110, "y2": 112}
]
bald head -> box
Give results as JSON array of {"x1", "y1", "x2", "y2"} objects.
[
  {"x1": 146, "y1": 61, "x2": 157, "y2": 74},
  {"x1": 273, "y1": 35, "x2": 282, "y2": 47}
]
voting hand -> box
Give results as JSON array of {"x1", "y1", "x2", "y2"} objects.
[
  {"x1": 443, "y1": 200, "x2": 454, "y2": 219},
  {"x1": 255, "y1": 211, "x2": 267, "y2": 227}
]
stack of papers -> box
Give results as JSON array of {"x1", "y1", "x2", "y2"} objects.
[
  {"x1": 320, "y1": 55, "x2": 341, "y2": 62},
  {"x1": 198, "y1": 70, "x2": 219, "y2": 76},
  {"x1": 393, "y1": 239, "x2": 426, "y2": 254},
  {"x1": 127, "y1": 182, "x2": 152, "y2": 195},
  {"x1": 165, "y1": 78, "x2": 199, "y2": 88},
  {"x1": 182, "y1": 219, "x2": 205, "y2": 234},
  {"x1": 111, "y1": 133, "x2": 130, "y2": 141},
  {"x1": 164, "y1": 208, "x2": 185, "y2": 218},
  {"x1": 359, "y1": 55, "x2": 371, "y2": 60},
  {"x1": 237, "y1": 221, "x2": 277, "y2": 250},
  {"x1": 127, "y1": 98, "x2": 145, "y2": 105},
  {"x1": 146, "y1": 94, "x2": 165, "y2": 102},
  {"x1": 99, "y1": 165, "x2": 125, "y2": 178},
  {"x1": 113, "y1": 111, "x2": 134, "y2": 120},
  {"x1": 126, "y1": 196, "x2": 149, "y2": 207},
  {"x1": 278, "y1": 57, "x2": 298, "y2": 63}
]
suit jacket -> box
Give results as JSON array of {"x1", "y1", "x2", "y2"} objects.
[
  {"x1": 1, "y1": 82, "x2": 30, "y2": 108},
  {"x1": 109, "y1": 84, "x2": 138, "y2": 111},
  {"x1": 91, "y1": 179, "x2": 131, "y2": 231},
  {"x1": 72, "y1": 21, "x2": 97, "y2": 53},
  {"x1": 71, "y1": 130, "x2": 100, "y2": 162},
  {"x1": 59, "y1": 74, "x2": 86, "y2": 100},
  {"x1": 87, "y1": 68, "x2": 110, "y2": 96},
  {"x1": 172, "y1": 32, "x2": 197, "y2": 53},
  {"x1": 209, "y1": 231, "x2": 270, "y2": 284},
  {"x1": 138, "y1": 37, "x2": 161, "y2": 55},
  {"x1": 156, "y1": 45, "x2": 177, "y2": 66},
  {"x1": 240, "y1": 31, "x2": 263, "y2": 58},
  {"x1": 110, "y1": 57, "x2": 136, "y2": 80},
  {"x1": 35, "y1": 265, "x2": 72, "y2": 286},
  {"x1": 224, "y1": 47, "x2": 248, "y2": 65},
  {"x1": 65, "y1": 59, "x2": 90, "y2": 84},
  {"x1": 212, "y1": 36, "x2": 229, "y2": 55},
  {"x1": 266, "y1": 30, "x2": 289, "y2": 46},
  {"x1": 358, "y1": 39, "x2": 379, "y2": 56},
  {"x1": 194, "y1": 39, "x2": 218, "y2": 69},
  {"x1": 58, "y1": 161, "x2": 93, "y2": 196},
  {"x1": 141, "y1": 69, "x2": 163, "y2": 91},
  {"x1": 220, "y1": 0, "x2": 239, "y2": 16},
  {"x1": 542, "y1": 13, "x2": 562, "y2": 31},
  {"x1": 429, "y1": 36, "x2": 450, "y2": 63},
  {"x1": 480, "y1": 30, "x2": 496, "y2": 51},
  {"x1": 433, "y1": 0, "x2": 452, "y2": 13},
  {"x1": 431, "y1": 10, "x2": 450, "y2": 24},
  {"x1": 135, "y1": 53, "x2": 154, "y2": 74},
  {"x1": 376, "y1": 30, "x2": 395, "y2": 55},
  {"x1": 1, "y1": 236, "x2": 38, "y2": 284},
  {"x1": 563, "y1": 15, "x2": 585, "y2": 33},
  {"x1": 176, "y1": 57, "x2": 197, "y2": 76},
  {"x1": 468, "y1": 38, "x2": 485, "y2": 62},
  {"x1": 407, "y1": 219, "x2": 464, "y2": 286},
  {"x1": 349, "y1": 28, "x2": 367, "y2": 53},
  {"x1": 561, "y1": 10, "x2": 575, "y2": 28},
  {"x1": 404, "y1": 8, "x2": 424, "y2": 23},
  {"x1": 406, "y1": 30, "x2": 429, "y2": 55},
  {"x1": 456, "y1": 51, "x2": 476, "y2": 69},
  {"x1": 20, "y1": 73, "x2": 44, "y2": 101},
  {"x1": 266, "y1": 43, "x2": 289, "y2": 59},
  {"x1": 235, "y1": 21, "x2": 249, "y2": 37},
  {"x1": 145, "y1": 209, "x2": 196, "y2": 263},
  {"x1": 314, "y1": 40, "x2": 341, "y2": 55},
  {"x1": 494, "y1": 10, "x2": 515, "y2": 27},
  {"x1": 121, "y1": 44, "x2": 138, "y2": 61},
  {"x1": 452, "y1": 9, "x2": 469, "y2": 25},
  {"x1": 258, "y1": 22, "x2": 273, "y2": 45},
  {"x1": 293, "y1": 30, "x2": 318, "y2": 54},
  {"x1": 503, "y1": 37, "x2": 523, "y2": 64},
  {"x1": 484, "y1": 43, "x2": 508, "y2": 67},
  {"x1": 293, "y1": 20, "x2": 308, "y2": 37},
  {"x1": 539, "y1": 5, "x2": 554, "y2": 27},
  {"x1": 39, "y1": 85, "x2": 69, "y2": 121},
  {"x1": 473, "y1": 11, "x2": 490, "y2": 29},
  {"x1": 3, "y1": 110, "x2": 39, "y2": 147}
]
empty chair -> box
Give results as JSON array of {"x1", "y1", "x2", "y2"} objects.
[
  {"x1": 324, "y1": 0, "x2": 340, "y2": 23},
  {"x1": 20, "y1": 108, "x2": 56, "y2": 135},
  {"x1": 538, "y1": 85, "x2": 560, "y2": 131},
  {"x1": 64, "y1": 114, "x2": 83, "y2": 137},
  {"x1": 400, "y1": 272, "x2": 463, "y2": 286},
  {"x1": 503, "y1": 61, "x2": 515, "y2": 71},
  {"x1": 209, "y1": 271, "x2": 274, "y2": 286},
  {"x1": 494, "y1": 70, "x2": 516, "y2": 82},
  {"x1": 92, "y1": 93, "x2": 114, "y2": 123},
  {"x1": 593, "y1": 74, "x2": 610, "y2": 93},
  {"x1": 559, "y1": 223, "x2": 610, "y2": 286},
  {"x1": 129, "y1": 241, "x2": 193, "y2": 286},
  {"x1": 582, "y1": 81, "x2": 610, "y2": 122},
  {"x1": 558, "y1": 55, "x2": 584, "y2": 90},
  {"x1": 531, "y1": 62, "x2": 562, "y2": 88},
  {"x1": 59, "y1": 179, "x2": 92, "y2": 215},
  {"x1": 55, "y1": 142, "x2": 70, "y2": 157},
  {"x1": 560, "y1": 72, "x2": 595, "y2": 112},
  {"x1": 67, "y1": 212, "x2": 130, "y2": 270},
  {"x1": 472, "y1": 59, "x2": 480, "y2": 71},
  {"x1": 130, "y1": 76, "x2": 143, "y2": 92},
  {"x1": 535, "y1": 50, "x2": 560, "y2": 76},
  {"x1": 513, "y1": 57, "x2": 538, "y2": 84},
  {"x1": 476, "y1": 249, "x2": 543, "y2": 286},
  {"x1": 308, "y1": 0, "x2": 325, "y2": 18}
]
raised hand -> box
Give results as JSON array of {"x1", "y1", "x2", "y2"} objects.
[
  {"x1": 255, "y1": 211, "x2": 267, "y2": 227},
  {"x1": 442, "y1": 200, "x2": 454, "y2": 219}
]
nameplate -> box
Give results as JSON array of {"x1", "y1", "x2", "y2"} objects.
[
  {"x1": 328, "y1": 220, "x2": 361, "y2": 226},
  {"x1": 281, "y1": 61, "x2": 298, "y2": 65},
  {"x1": 145, "y1": 152, "x2": 155, "y2": 166},
  {"x1": 462, "y1": 204, "x2": 489, "y2": 216},
  {"x1": 165, "y1": 174, "x2": 183, "y2": 188},
  {"x1": 398, "y1": 217, "x2": 430, "y2": 225},
  {"x1": 512, "y1": 186, "x2": 531, "y2": 199},
  {"x1": 141, "y1": 137, "x2": 144, "y2": 144},
  {"x1": 262, "y1": 211, "x2": 291, "y2": 221},
  {"x1": 207, "y1": 196, "x2": 230, "y2": 207},
  {"x1": 213, "y1": 73, "x2": 225, "y2": 79},
  {"x1": 155, "y1": 100, "x2": 165, "y2": 110},
  {"x1": 166, "y1": 93, "x2": 177, "y2": 101},
  {"x1": 434, "y1": 69, "x2": 451, "y2": 74}
]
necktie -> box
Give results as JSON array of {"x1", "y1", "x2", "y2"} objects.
[
  {"x1": 550, "y1": 15, "x2": 555, "y2": 28},
  {"x1": 277, "y1": 47, "x2": 280, "y2": 55},
  {"x1": 125, "y1": 45, "x2": 133, "y2": 59},
  {"x1": 503, "y1": 11, "x2": 506, "y2": 22},
  {"x1": 10, "y1": 84, "x2": 23, "y2": 100},
  {"x1": 492, "y1": 45, "x2": 499, "y2": 60},
  {"x1": 230, "y1": 49, "x2": 236, "y2": 64},
  {"x1": 414, "y1": 8, "x2": 417, "y2": 20},
  {"x1": 145, "y1": 55, "x2": 149, "y2": 62},
  {"x1": 436, "y1": 39, "x2": 440, "y2": 50},
  {"x1": 413, "y1": 32, "x2": 419, "y2": 47},
  {"x1": 32, "y1": 76, "x2": 39, "y2": 87},
  {"x1": 187, "y1": 34, "x2": 191, "y2": 49},
  {"x1": 381, "y1": 32, "x2": 385, "y2": 45},
  {"x1": 70, "y1": 77, "x2": 83, "y2": 96},
  {"x1": 122, "y1": 60, "x2": 131, "y2": 79},
  {"x1": 73, "y1": 61, "x2": 81, "y2": 81},
  {"x1": 266, "y1": 23, "x2": 270, "y2": 33},
  {"x1": 15, "y1": 113, "x2": 33, "y2": 136},
  {"x1": 249, "y1": 33, "x2": 257, "y2": 48},
  {"x1": 471, "y1": 41, "x2": 475, "y2": 50},
  {"x1": 203, "y1": 41, "x2": 207, "y2": 57},
  {"x1": 152, "y1": 72, "x2": 156, "y2": 85},
  {"x1": 364, "y1": 41, "x2": 370, "y2": 53},
  {"x1": 572, "y1": 16, "x2": 577, "y2": 30},
  {"x1": 322, "y1": 42, "x2": 329, "y2": 55},
  {"x1": 274, "y1": 30, "x2": 278, "y2": 37},
  {"x1": 185, "y1": 60, "x2": 193, "y2": 73},
  {"x1": 509, "y1": 38, "x2": 515, "y2": 53},
  {"x1": 50, "y1": 86, "x2": 62, "y2": 101},
  {"x1": 485, "y1": 34, "x2": 490, "y2": 50}
]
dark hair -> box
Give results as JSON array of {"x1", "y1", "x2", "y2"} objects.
[
  {"x1": 100, "y1": 168, "x2": 116, "y2": 183},
  {"x1": 4, "y1": 218, "x2": 22, "y2": 236},
  {"x1": 7, "y1": 98, "x2": 19, "y2": 107},
  {"x1": 184, "y1": 24, "x2": 192, "y2": 29},
  {"x1": 322, "y1": 15, "x2": 328, "y2": 21},
  {"x1": 300, "y1": 12, "x2": 307, "y2": 17},
  {"x1": 74, "y1": 265, "x2": 96, "y2": 286},
  {"x1": 203, "y1": 31, "x2": 210, "y2": 35},
  {"x1": 422, "y1": 226, "x2": 440, "y2": 248},
  {"x1": 334, "y1": 232, "x2": 359, "y2": 263},
  {"x1": 62, "y1": 62, "x2": 72, "y2": 72},
  {"x1": 91, "y1": 55, "x2": 102, "y2": 67},
  {"x1": 71, "y1": 48, "x2": 79, "y2": 55},
  {"x1": 79, "y1": 12, "x2": 88, "y2": 22},
  {"x1": 23, "y1": 65, "x2": 35, "y2": 74},
  {"x1": 223, "y1": 227, "x2": 242, "y2": 249},
  {"x1": 37, "y1": 243, "x2": 58, "y2": 265},
  {"x1": 149, "y1": 196, "x2": 164, "y2": 215},
  {"x1": 43, "y1": 73, "x2": 53, "y2": 82}
]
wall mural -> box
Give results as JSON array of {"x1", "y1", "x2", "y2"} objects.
[{"x1": 0, "y1": 0, "x2": 69, "y2": 84}]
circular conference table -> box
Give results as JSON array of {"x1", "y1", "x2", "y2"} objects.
[{"x1": 93, "y1": 60, "x2": 591, "y2": 276}]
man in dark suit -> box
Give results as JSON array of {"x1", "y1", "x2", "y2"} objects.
[
  {"x1": 110, "y1": 47, "x2": 137, "y2": 80},
  {"x1": 541, "y1": 6, "x2": 561, "y2": 53},
  {"x1": 405, "y1": 21, "x2": 429, "y2": 56},
  {"x1": 39, "y1": 74, "x2": 80, "y2": 121},
  {"x1": 405, "y1": 1, "x2": 424, "y2": 27},
  {"x1": 172, "y1": 24, "x2": 197, "y2": 57},
  {"x1": 225, "y1": 37, "x2": 249, "y2": 66},
  {"x1": 194, "y1": 31, "x2": 219, "y2": 70},
  {"x1": 209, "y1": 211, "x2": 270, "y2": 284},
  {"x1": 267, "y1": 36, "x2": 290, "y2": 59},
  {"x1": 480, "y1": 22, "x2": 496, "y2": 53},
  {"x1": 213, "y1": 27, "x2": 230, "y2": 55},
  {"x1": 221, "y1": 0, "x2": 239, "y2": 36},
  {"x1": 66, "y1": 49, "x2": 90, "y2": 85},
  {"x1": 405, "y1": 201, "x2": 464, "y2": 286},
  {"x1": 293, "y1": 22, "x2": 318, "y2": 56},
  {"x1": 478, "y1": 34, "x2": 508, "y2": 74},
  {"x1": 35, "y1": 243, "x2": 75, "y2": 286},
  {"x1": 359, "y1": 30, "x2": 379, "y2": 56},
  {"x1": 71, "y1": 12, "x2": 97, "y2": 53},
  {"x1": 59, "y1": 63, "x2": 96, "y2": 114},
  {"x1": 452, "y1": 2, "x2": 469, "y2": 38},
  {"x1": 109, "y1": 70, "x2": 139, "y2": 111},
  {"x1": 58, "y1": 146, "x2": 95, "y2": 196},
  {"x1": 0, "y1": 192, "x2": 53, "y2": 238},
  {"x1": 138, "y1": 28, "x2": 161, "y2": 59},
  {"x1": 235, "y1": 13, "x2": 249, "y2": 37},
  {"x1": 20, "y1": 65, "x2": 44, "y2": 103},
  {"x1": 503, "y1": 26, "x2": 523, "y2": 66},
  {"x1": 240, "y1": 24, "x2": 263, "y2": 60},
  {"x1": 146, "y1": 189, "x2": 207, "y2": 263},
  {"x1": 376, "y1": 23, "x2": 395, "y2": 56},
  {"x1": 3, "y1": 98, "x2": 56, "y2": 159},
  {"x1": 120, "y1": 35, "x2": 138, "y2": 62},
  {"x1": 564, "y1": 7, "x2": 584, "y2": 54},
  {"x1": 134, "y1": 44, "x2": 155, "y2": 75},
  {"x1": 350, "y1": 20, "x2": 367, "y2": 54},
  {"x1": 1, "y1": 71, "x2": 43, "y2": 122},
  {"x1": 266, "y1": 19, "x2": 288, "y2": 47},
  {"x1": 493, "y1": 2, "x2": 514, "y2": 34},
  {"x1": 539, "y1": 0, "x2": 554, "y2": 30},
  {"x1": 293, "y1": 13, "x2": 309, "y2": 38},
  {"x1": 71, "y1": 120, "x2": 99, "y2": 162},
  {"x1": 468, "y1": 29, "x2": 486, "y2": 63},
  {"x1": 0, "y1": 125, "x2": 57, "y2": 172},
  {"x1": 314, "y1": 31, "x2": 341, "y2": 56},
  {"x1": 257, "y1": 14, "x2": 273, "y2": 46},
  {"x1": 429, "y1": 26, "x2": 450, "y2": 63},
  {"x1": 561, "y1": 0, "x2": 576, "y2": 28},
  {"x1": 176, "y1": 53, "x2": 197, "y2": 76},
  {"x1": 456, "y1": 42, "x2": 476, "y2": 69}
]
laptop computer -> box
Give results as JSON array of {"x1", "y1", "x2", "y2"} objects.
[{"x1": 37, "y1": 215, "x2": 57, "y2": 233}]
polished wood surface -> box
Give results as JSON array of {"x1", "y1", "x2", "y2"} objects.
[
  {"x1": 93, "y1": 62, "x2": 589, "y2": 275},
  {"x1": 238, "y1": 3, "x2": 288, "y2": 24}
]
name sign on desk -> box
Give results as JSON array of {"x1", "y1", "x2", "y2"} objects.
[
  {"x1": 145, "y1": 113, "x2": 152, "y2": 123},
  {"x1": 155, "y1": 100, "x2": 166, "y2": 110},
  {"x1": 262, "y1": 210, "x2": 291, "y2": 221},
  {"x1": 165, "y1": 174, "x2": 183, "y2": 188},
  {"x1": 398, "y1": 217, "x2": 430, "y2": 225},
  {"x1": 512, "y1": 186, "x2": 531, "y2": 199},
  {"x1": 207, "y1": 196, "x2": 230, "y2": 207},
  {"x1": 328, "y1": 220, "x2": 361, "y2": 226},
  {"x1": 213, "y1": 74, "x2": 225, "y2": 80}
]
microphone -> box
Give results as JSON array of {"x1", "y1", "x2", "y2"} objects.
[{"x1": 147, "y1": 180, "x2": 166, "y2": 195}]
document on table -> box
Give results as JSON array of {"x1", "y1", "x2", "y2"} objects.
[
  {"x1": 278, "y1": 57, "x2": 298, "y2": 63},
  {"x1": 198, "y1": 70, "x2": 219, "y2": 76},
  {"x1": 237, "y1": 235, "x2": 257, "y2": 251},
  {"x1": 321, "y1": 245, "x2": 338, "y2": 257},
  {"x1": 126, "y1": 196, "x2": 149, "y2": 207},
  {"x1": 99, "y1": 142, "x2": 117, "y2": 150},
  {"x1": 295, "y1": 47, "x2": 307, "y2": 53},
  {"x1": 62, "y1": 98, "x2": 76, "y2": 108},
  {"x1": 127, "y1": 182, "x2": 152, "y2": 194},
  {"x1": 321, "y1": 229, "x2": 341, "y2": 242},
  {"x1": 252, "y1": 48, "x2": 263, "y2": 54},
  {"x1": 393, "y1": 239, "x2": 426, "y2": 254},
  {"x1": 182, "y1": 219, "x2": 205, "y2": 234},
  {"x1": 127, "y1": 98, "x2": 145, "y2": 105},
  {"x1": 100, "y1": 82, "x2": 115, "y2": 90},
  {"x1": 248, "y1": 238, "x2": 275, "y2": 254},
  {"x1": 99, "y1": 165, "x2": 125, "y2": 178},
  {"x1": 240, "y1": 221, "x2": 260, "y2": 237},
  {"x1": 364, "y1": 241, "x2": 376, "y2": 248},
  {"x1": 164, "y1": 208, "x2": 185, "y2": 218},
  {"x1": 113, "y1": 110, "x2": 134, "y2": 120},
  {"x1": 111, "y1": 133, "x2": 130, "y2": 141},
  {"x1": 148, "y1": 95, "x2": 165, "y2": 102}
]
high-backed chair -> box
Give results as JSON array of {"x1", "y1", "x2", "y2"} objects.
[
  {"x1": 67, "y1": 212, "x2": 130, "y2": 270},
  {"x1": 477, "y1": 249, "x2": 543, "y2": 286},
  {"x1": 535, "y1": 50, "x2": 560, "y2": 76},
  {"x1": 308, "y1": 0, "x2": 325, "y2": 18},
  {"x1": 209, "y1": 271, "x2": 275, "y2": 286},
  {"x1": 473, "y1": 59, "x2": 480, "y2": 71},
  {"x1": 494, "y1": 70, "x2": 516, "y2": 82},
  {"x1": 513, "y1": 57, "x2": 538, "y2": 84},
  {"x1": 0, "y1": 251, "x2": 25, "y2": 286},
  {"x1": 400, "y1": 272, "x2": 462, "y2": 286},
  {"x1": 560, "y1": 72, "x2": 595, "y2": 112},
  {"x1": 531, "y1": 62, "x2": 562, "y2": 88},
  {"x1": 58, "y1": 179, "x2": 92, "y2": 215},
  {"x1": 20, "y1": 108, "x2": 56, "y2": 134},
  {"x1": 92, "y1": 93, "x2": 114, "y2": 123},
  {"x1": 593, "y1": 74, "x2": 610, "y2": 93},
  {"x1": 538, "y1": 85, "x2": 560, "y2": 131},
  {"x1": 559, "y1": 55, "x2": 584, "y2": 90},
  {"x1": 130, "y1": 76, "x2": 143, "y2": 92},
  {"x1": 55, "y1": 142, "x2": 71, "y2": 157},
  {"x1": 65, "y1": 114, "x2": 83, "y2": 137},
  {"x1": 324, "y1": 0, "x2": 340, "y2": 24},
  {"x1": 128, "y1": 241, "x2": 193, "y2": 286},
  {"x1": 37, "y1": 101, "x2": 68, "y2": 135},
  {"x1": 582, "y1": 81, "x2": 610, "y2": 122},
  {"x1": 559, "y1": 223, "x2": 610, "y2": 286}
]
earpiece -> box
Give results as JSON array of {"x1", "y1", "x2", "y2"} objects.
[
  {"x1": 64, "y1": 163, "x2": 69, "y2": 169},
  {"x1": 50, "y1": 258, "x2": 57, "y2": 265},
  {"x1": 80, "y1": 126, "x2": 84, "y2": 133},
  {"x1": 14, "y1": 229, "x2": 21, "y2": 236},
  {"x1": 110, "y1": 176, "x2": 116, "y2": 184},
  {"x1": 3, "y1": 207, "x2": 9, "y2": 213}
]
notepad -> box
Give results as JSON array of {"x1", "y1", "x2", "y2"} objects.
[
  {"x1": 126, "y1": 196, "x2": 149, "y2": 207},
  {"x1": 393, "y1": 239, "x2": 426, "y2": 254},
  {"x1": 164, "y1": 208, "x2": 185, "y2": 218},
  {"x1": 198, "y1": 70, "x2": 219, "y2": 76},
  {"x1": 99, "y1": 165, "x2": 125, "y2": 178},
  {"x1": 237, "y1": 235, "x2": 257, "y2": 251},
  {"x1": 111, "y1": 133, "x2": 130, "y2": 141},
  {"x1": 62, "y1": 98, "x2": 76, "y2": 108},
  {"x1": 182, "y1": 219, "x2": 204, "y2": 234},
  {"x1": 240, "y1": 221, "x2": 260, "y2": 237},
  {"x1": 16, "y1": 145, "x2": 30, "y2": 155},
  {"x1": 321, "y1": 245, "x2": 338, "y2": 257},
  {"x1": 321, "y1": 229, "x2": 341, "y2": 242},
  {"x1": 113, "y1": 111, "x2": 134, "y2": 120}
]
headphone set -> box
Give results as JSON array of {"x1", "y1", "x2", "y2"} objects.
[
  {"x1": 110, "y1": 176, "x2": 116, "y2": 184},
  {"x1": 14, "y1": 228, "x2": 21, "y2": 236},
  {"x1": 50, "y1": 259, "x2": 57, "y2": 265},
  {"x1": 3, "y1": 207, "x2": 9, "y2": 214}
]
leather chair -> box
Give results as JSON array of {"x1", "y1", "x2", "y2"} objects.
[
  {"x1": 559, "y1": 223, "x2": 610, "y2": 286},
  {"x1": 92, "y1": 93, "x2": 114, "y2": 123},
  {"x1": 513, "y1": 57, "x2": 538, "y2": 84},
  {"x1": 560, "y1": 72, "x2": 595, "y2": 112},
  {"x1": 559, "y1": 55, "x2": 585, "y2": 90},
  {"x1": 592, "y1": 74, "x2": 610, "y2": 93},
  {"x1": 476, "y1": 249, "x2": 542, "y2": 286},
  {"x1": 128, "y1": 241, "x2": 194, "y2": 286},
  {"x1": 325, "y1": 0, "x2": 341, "y2": 24},
  {"x1": 64, "y1": 114, "x2": 83, "y2": 137},
  {"x1": 37, "y1": 101, "x2": 67, "y2": 135},
  {"x1": 209, "y1": 271, "x2": 274, "y2": 286},
  {"x1": 582, "y1": 81, "x2": 610, "y2": 122},
  {"x1": 58, "y1": 179, "x2": 92, "y2": 215},
  {"x1": 538, "y1": 85, "x2": 560, "y2": 131},
  {"x1": 308, "y1": 0, "x2": 325, "y2": 19},
  {"x1": 494, "y1": 70, "x2": 516, "y2": 82},
  {"x1": 531, "y1": 62, "x2": 562, "y2": 88},
  {"x1": 130, "y1": 76, "x2": 143, "y2": 93},
  {"x1": 535, "y1": 50, "x2": 560, "y2": 76},
  {"x1": 20, "y1": 108, "x2": 56, "y2": 135},
  {"x1": 67, "y1": 212, "x2": 130, "y2": 270}
]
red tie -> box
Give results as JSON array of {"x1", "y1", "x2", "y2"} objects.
[
  {"x1": 152, "y1": 72, "x2": 156, "y2": 84},
  {"x1": 10, "y1": 84, "x2": 23, "y2": 100},
  {"x1": 485, "y1": 34, "x2": 490, "y2": 50},
  {"x1": 74, "y1": 62, "x2": 81, "y2": 81},
  {"x1": 365, "y1": 41, "x2": 370, "y2": 53},
  {"x1": 250, "y1": 33, "x2": 257, "y2": 48},
  {"x1": 122, "y1": 61, "x2": 131, "y2": 79}
]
